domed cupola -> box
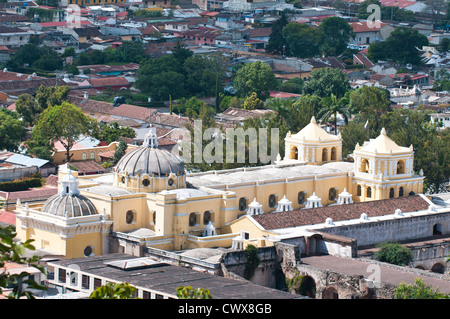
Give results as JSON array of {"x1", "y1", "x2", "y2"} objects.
[
  {"x1": 41, "y1": 170, "x2": 98, "y2": 218},
  {"x1": 114, "y1": 125, "x2": 186, "y2": 192}
]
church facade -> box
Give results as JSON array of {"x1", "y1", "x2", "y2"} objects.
[{"x1": 14, "y1": 119, "x2": 425, "y2": 259}]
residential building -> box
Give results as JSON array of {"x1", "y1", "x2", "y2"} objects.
[
  {"x1": 349, "y1": 21, "x2": 395, "y2": 46},
  {"x1": 0, "y1": 26, "x2": 30, "y2": 47}
]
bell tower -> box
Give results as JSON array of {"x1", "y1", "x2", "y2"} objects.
[
  {"x1": 280, "y1": 116, "x2": 342, "y2": 165},
  {"x1": 352, "y1": 128, "x2": 424, "y2": 201}
]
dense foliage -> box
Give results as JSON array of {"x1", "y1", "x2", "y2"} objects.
[
  {"x1": 374, "y1": 242, "x2": 413, "y2": 266},
  {"x1": 0, "y1": 227, "x2": 47, "y2": 299},
  {"x1": 394, "y1": 278, "x2": 449, "y2": 299}
]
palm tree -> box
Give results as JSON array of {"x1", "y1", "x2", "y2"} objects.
[
  {"x1": 317, "y1": 93, "x2": 350, "y2": 135},
  {"x1": 265, "y1": 97, "x2": 295, "y2": 129}
]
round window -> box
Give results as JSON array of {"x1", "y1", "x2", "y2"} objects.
[
  {"x1": 84, "y1": 246, "x2": 93, "y2": 257},
  {"x1": 142, "y1": 179, "x2": 150, "y2": 187},
  {"x1": 168, "y1": 178, "x2": 174, "y2": 186},
  {"x1": 121, "y1": 176, "x2": 125, "y2": 184}
]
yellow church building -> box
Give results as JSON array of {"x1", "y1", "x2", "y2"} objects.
[{"x1": 14, "y1": 119, "x2": 425, "y2": 259}]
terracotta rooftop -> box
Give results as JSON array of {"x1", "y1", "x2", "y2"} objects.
[
  {"x1": 110, "y1": 104, "x2": 156, "y2": 122},
  {"x1": 251, "y1": 195, "x2": 431, "y2": 230},
  {"x1": 0, "y1": 187, "x2": 58, "y2": 201},
  {"x1": 150, "y1": 112, "x2": 193, "y2": 129},
  {"x1": 68, "y1": 160, "x2": 105, "y2": 174},
  {"x1": 88, "y1": 76, "x2": 129, "y2": 88},
  {"x1": 0, "y1": 209, "x2": 15, "y2": 225},
  {"x1": 350, "y1": 21, "x2": 387, "y2": 33}
]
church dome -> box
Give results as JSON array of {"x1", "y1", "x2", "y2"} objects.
[
  {"x1": 41, "y1": 170, "x2": 98, "y2": 218},
  {"x1": 115, "y1": 146, "x2": 184, "y2": 177},
  {"x1": 115, "y1": 126, "x2": 185, "y2": 178},
  {"x1": 42, "y1": 193, "x2": 98, "y2": 218}
]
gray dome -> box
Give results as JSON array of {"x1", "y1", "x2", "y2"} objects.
[
  {"x1": 42, "y1": 193, "x2": 98, "y2": 218},
  {"x1": 115, "y1": 147, "x2": 184, "y2": 177}
]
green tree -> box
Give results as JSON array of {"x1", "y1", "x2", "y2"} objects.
[
  {"x1": 279, "y1": 77, "x2": 304, "y2": 94},
  {"x1": 368, "y1": 27, "x2": 428, "y2": 65},
  {"x1": 265, "y1": 12, "x2": 289, "y2": 56},
  {"x1": 303, "y1": 67, "x2": 351, "y2": 98},
  {"x1": 98, "y1": 122, "x2": 136, "y2": 145},
  {"x1": 0, "y1": 110, "x2": 25, "y2": 151},
  {"x1": 349, "y1": 86, "x2": 391, "y2": 136},
  {"x1": 233, "y1": 61, "x2": 279, "y2": 99},
  {"x1": 265, "y1": 97, "x2": 294, "y2": 129},
  {"x1": 135, "y1": 55, "x2": 185, "y2": 101},
  {"x1": 374, "y1": 242, "x2": 412, "y2": 266},
  {"x1": 89, "y1": 282, "x2": 137, "y2": 299},
  {"x1": 317, "y1": 93, "x2": 350, "y2": 135},
  {"x1": 113, "y1": 140, "x2": 128, "y2": 165},
  {"x1": 243, "y1": 92, "x2": 264, "y2": 110},
  {"x1": 31, "y1": 102, "x2": 98, "y2": 163},
  {"x1": 0, "y1": 227, "x2": 47, "y2": 299},
  {"x1": 319, "y1": 17, "x2": 354, "y2": 57},
  {"x1": 340, "y1": 120, "x2": 367, "y2": 158},
  {"x1": 283, "y1": 23, "x2": 324, "y2": 58},
  {"x1": 394, "y1": 278, "x2": 449, "y2": 299},
  {"x1": 176, "y1": 286, "x2": 212, "y2": 299},
  {"x1": 15, "y1": 85, "x2": 70, "y2": 127},
  {"x1": 61, "y1": 47, "x2": 75, "y2": 57},
  {"x1": 432, "y1": 69, "x2": 450, "y2": 91},
  {"x1": 244, "y1": 244, "x2": 260, "y2": 279},
  {"x1": 15, "y1": 94, "x2": 39, "y2": 126},
  {"x1": 289, "y1": 94, "x2": 322, "y2": 132},
  {"x1": 183, "y1": 53, "x2": 226, "y2": 98}
]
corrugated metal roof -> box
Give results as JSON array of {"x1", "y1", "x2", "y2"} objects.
[{"x1": 5, "y1": 154, "x2": 49, "y2": 168}]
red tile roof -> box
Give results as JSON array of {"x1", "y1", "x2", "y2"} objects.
[
  {"x1": 110, "y1": 104, "x2": 156, "y2": 122},
  {"x1": 88, "y1": 77, "x2": 130, "y2": 88},
  {"x1": 0, "y1": 187, "x2": 58, "y2": 201},
  {"x1": 350, "y1": 21, "x2": 387, "y2": 33},
  {"x1": 68, "y1": 160, "x2": 104, "y2": 174},
  {"x1": 251, "y1": 195, "x2": 430, "y2": 230},
  {"x1": 0, "y1": 209, "x2": 15, "y2": 225}
]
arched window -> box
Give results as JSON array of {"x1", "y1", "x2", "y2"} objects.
[
  {"x1": 268, "y1": 194, "x2": 276, "y2": 208},
  {"x1": 189, "y1": 213, "x2": 197, "y2": 227},
  {"x1": 433, "y1": 223, "x2": 442, "y2": 235},
  {"x1": 366, "y1": 187, "x2": 372, "y2": 198},
  {"x1": 396, "y1": 160, "x2": 406, "y2": 174},
  {"x1": 290, "y1": 146, "x2": 298, "y2": 160},
  {"x1": 329, "y1": 188, "x2": 337, "y2": 201},
  {"x1": 203, "y1": 211, "x2": 211, "y2": 225},
  {"x1": 126, "y1": 210, "x2": 135, "y2": 224},
  {"x1": 238, "y1": 197, "x2": 247, "y2": 211},
  {"x1": 90, "y1": 151, "x2": 95, "y2": 160},
  {"x1": 322, "y1": 148, "x2": 328, "y2": 162},
  {"x1": 330, "y1": 147, "x2": 337, "y2": 161},
  {"x1": 431, "y1": 263, "x2": 445, "y2": 274},
  {"x1": 399, "y1": 187, "x2": 404, "y2": 197},
  {"x1": 81, "y1": 152, "x2": 87, "y2": 160},
  {"x1": 389, "y1": 188, "x2": 395, "y2": 198},
  {"x1": 357, "y1": 185, "x2": 362, "y2": 196},
  {"x1": 360, "y1": 159, "x2": 369, "y2": 173},
  {"x1": 298, "y1": 191, "x2": 305, "y2": 204}
]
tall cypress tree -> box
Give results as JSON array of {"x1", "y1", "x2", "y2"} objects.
[{"x1": 265, "y1": 12, "x2": 289, "y2": 56}]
